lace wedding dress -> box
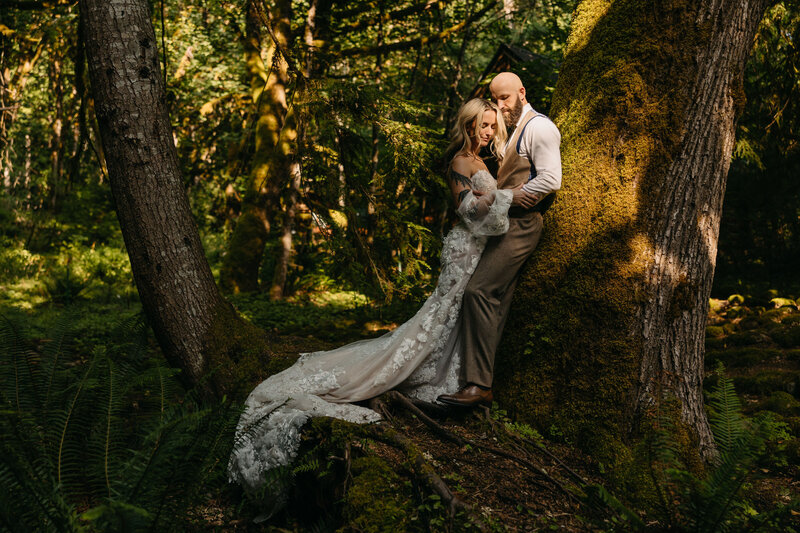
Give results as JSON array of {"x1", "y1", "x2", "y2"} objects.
[{"x1": 229, "y1": 170, "x2": 512, "y2": 492}]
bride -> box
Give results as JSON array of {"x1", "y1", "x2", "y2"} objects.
[{"x1": 229, "y1": 99, "x2": 512, "y2": 491}]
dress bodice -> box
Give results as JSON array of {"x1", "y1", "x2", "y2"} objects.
[{"x1": 470, "y1": 169, "x2": 496, "y2": 194}]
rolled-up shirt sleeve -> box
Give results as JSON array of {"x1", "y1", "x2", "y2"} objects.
[{"x1": 519, "y1": 118, "x2": 562, "y2": 196}]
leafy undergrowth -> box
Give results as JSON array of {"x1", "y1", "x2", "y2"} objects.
[{"x1": 3, "y1": 288, "x2": 800, "y2": 531}]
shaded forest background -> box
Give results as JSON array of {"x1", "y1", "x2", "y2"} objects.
[
  {"x1": 2, "y1": 1, "x2": 797, "y2": 308},
  {"x1": 1, "y1": 0, "x2": 799, "y2": 531}
]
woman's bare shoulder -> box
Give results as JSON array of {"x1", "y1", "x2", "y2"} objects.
[{"x1": 449, "y1": 154, "x2": 478, "y2": 178}]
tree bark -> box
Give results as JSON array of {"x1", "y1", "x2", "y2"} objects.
[
  {"x1": 80, "y1": 0, "x2": 271, "y2": 399},
  {"x1": 495, "y1": 0, "x2": 770, "y2": 461},
  {"x1": 270, "y1": 159, "x2": 300, "y2": 299},
  {"x1": 47, "y1": 54, "x2": 64, "y2": 211},
  {"x1": 220, "y1": 0, "x2": 294, "y2": 294}
]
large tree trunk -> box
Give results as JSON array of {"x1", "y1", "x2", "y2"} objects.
[
  {"x1": 220, "y1": 0, "x2": 293, "y2": 294},
  {"x1": 80, "y1": 0, "x2": 271, "y2": 399},
  {"x1": 495, "y1": 0, "x2": 769, "y2": 460}
]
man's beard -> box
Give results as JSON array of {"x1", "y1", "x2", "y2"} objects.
[{"x1": 503, "y1": 98, "x2": 524, "y2": 127}]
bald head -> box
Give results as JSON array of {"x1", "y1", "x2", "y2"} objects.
[
  {"x1": 489, "y1": 72, "x2": 524, "y2": 94},
  {"x1": 489, "y1": 71, "x2": 527, "y2": 126}
]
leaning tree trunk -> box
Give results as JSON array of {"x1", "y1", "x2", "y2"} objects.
[
  {"x1": 495, "y1": 0, "x2": 769, "y2": 460},
  {"x1": 80, "y1": 0, "x2": 272, "y2": 399}
]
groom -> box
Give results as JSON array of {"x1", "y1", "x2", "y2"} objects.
[{"x1": 438, "y1": 72, "x2": 562, "y2": 407}]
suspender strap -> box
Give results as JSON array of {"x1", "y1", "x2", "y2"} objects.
[{"x1": 515, "y1": 113, "x2": 546, "y2": 153}]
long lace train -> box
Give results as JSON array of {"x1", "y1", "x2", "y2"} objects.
[{"x1": 228, "y1": 170, "x2": 511, "y2": 492}]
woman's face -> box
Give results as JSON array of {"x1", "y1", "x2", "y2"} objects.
[{"x1": 476, "y1": 110, "x2": 497, "y2": 148}]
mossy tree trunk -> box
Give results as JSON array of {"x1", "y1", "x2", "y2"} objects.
[
  {"x1": 268, "y1": 0, "x2": 335, "y2": 300},
  {"x1": 81, "y1": 0, "x2": 271, "y2": 399},
  {"x1": 220, "y1": 0, "x2": 294, "y2": 294},
  {"x1": 47, "y1": 49, "x2": 65, "y2": 212},
  {"x1": 495, "y1": 0, "x2": 770, "y2": 459}
]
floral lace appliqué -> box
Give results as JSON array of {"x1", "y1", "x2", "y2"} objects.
[{"x1": 229, "y1": 169, "x2": 512, "y2": 492}]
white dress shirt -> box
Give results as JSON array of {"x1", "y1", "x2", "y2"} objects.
[{"x1": 504, "y1": 103, "x2": 562, "y2": 197}]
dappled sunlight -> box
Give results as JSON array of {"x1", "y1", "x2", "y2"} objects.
[
  {"x1": 2, "y1": 0, "x2": 796, "y2": 529},
  {"x1": 0, "y1": 279, "x2": 48, "y2": 310},
  {"x1": 563, "y1": 0, "x2": 614, "y2": 57}
]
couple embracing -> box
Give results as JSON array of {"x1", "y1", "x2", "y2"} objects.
[{"x1": 229, "y1": 72, "x2": 562, "y2": 491}]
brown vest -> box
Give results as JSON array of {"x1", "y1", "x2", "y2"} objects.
[
  {"x1": 497, "y1": 110, "x2": 538, "y2": 190},
  {"x1": 497, "y1": 110, "x2": 557, "y2": 215}
]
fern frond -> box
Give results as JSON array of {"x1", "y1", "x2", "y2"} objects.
[
  {"x1": 0, "y1": 415, "x2": 81, "y2": 532},
  {"x1": 708, "y1": 363, "x2": 747, "y2": 456},
  {"x1": 41, "y1": 316, "x2": 74, "y2": 413},
  {"x1": 57, "y1": 356, "x2": 96, "y2": 486},
  {"x1": 582, "y1": 484, "x2": 647, "y2": 531},
  {"x1": 0, "y1": 313, "x2": 238, "y2": 532},
  {"x1": 0, "y1": 316, "x2": 42, "y2": 414}
]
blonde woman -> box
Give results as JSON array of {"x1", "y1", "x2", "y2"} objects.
[{"x1": 229, "y1": 99, "x2": 514, "y2": 492}]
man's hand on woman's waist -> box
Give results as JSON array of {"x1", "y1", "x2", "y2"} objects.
[{"x1": 511, "y1": 184, "x2": 541, "y2": 208}]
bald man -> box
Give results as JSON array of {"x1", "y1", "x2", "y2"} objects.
[{"x1": 438, "y1": 72, "x2": 562, "y2": 407}]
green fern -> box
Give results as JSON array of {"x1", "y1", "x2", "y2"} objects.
[
  {"x1": 0, "y1": 314, "x2": 241, "y2": 532},
  {"x1": 582, "y1": 366, "x2": 797, "y2": 532},
  {"x1": 683, "y1": 364, "x2": 761, "y2": 532},
  {"x1": 707, "y1": 363, "x2": 747, "y2": 456}
]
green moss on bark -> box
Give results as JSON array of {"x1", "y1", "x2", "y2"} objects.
[
  {"x1": 495, "y1": 0, "x2": 711, "y2": 450},
  {"x1": 201, "y1": 299, "x2": 283, "y2": 400},
  {"x1": 219, "y1": 209, "x2": 269, "y2": 294}
]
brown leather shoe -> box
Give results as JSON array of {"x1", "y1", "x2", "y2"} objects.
[{"x1": 437, "y1": 385, "x2": 493, "y2": 407}]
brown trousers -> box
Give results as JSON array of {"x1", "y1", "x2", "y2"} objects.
[{"x1": 461, "y1": 211, "x2": 543, "y2": 388}]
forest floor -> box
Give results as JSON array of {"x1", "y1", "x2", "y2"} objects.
[
  {"x1": 196, "y1": 291, "x2": 800, "y2": 531},
  {"x1": 2, "y1": 281, "x2": 799, "y2": 531},
  {"x1": 251, "y1": 334, "x2": 601, "y2": 532}
]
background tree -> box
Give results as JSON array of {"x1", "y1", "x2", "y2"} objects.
[
  {"x1": 495, "y1": 0, "x2": 771, "y2": 459},
  {"x1": 219, "y1": 0, "x2": 294, "y2": 295}
]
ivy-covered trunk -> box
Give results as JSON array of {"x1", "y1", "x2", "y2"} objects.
[
  {"x1": 220, "y1": 0, "x2": 294, "y2": 294},
  {"x1": 80, "y1": 0, "x2": 270, "y2": 398},
  {"x1": 495, "y1": 0, "x2": 770, "y2": 459}
]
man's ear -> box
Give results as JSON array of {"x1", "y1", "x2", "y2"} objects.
[{"x1": 519, "y1": 86, "x2": 526, "y2": 102}]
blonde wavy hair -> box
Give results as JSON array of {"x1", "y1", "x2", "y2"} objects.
[{"x1": 445, "y1": 98, "x2": 506, "y2": 163}]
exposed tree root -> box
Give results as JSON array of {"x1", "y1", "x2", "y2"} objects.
[
  {"x1": 517, "y1": 435, "x2": 589, "y2": 486},
  {"x1": 381, "y1": 391, "x2": 583, "y2": 505},
  {"x1": 475, "y1": 405, "x2": 589, "y2": 486}
]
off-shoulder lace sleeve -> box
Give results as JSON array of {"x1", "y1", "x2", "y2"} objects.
[
  {"x1": 456, "y1": 189, "x2": 512, "y2": 236},
  {"x1": 447, "y1": 167, "x2": 512, "y2": 236}
]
